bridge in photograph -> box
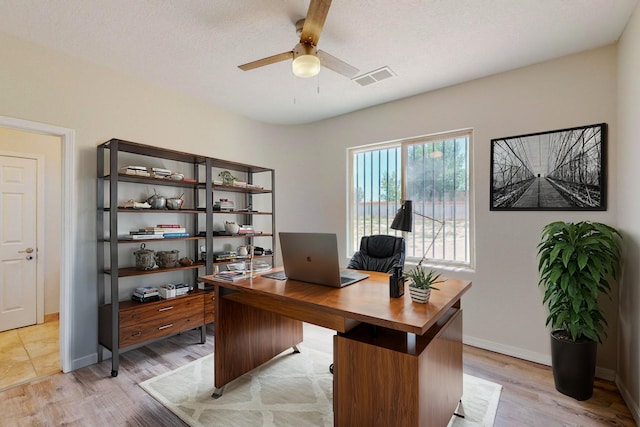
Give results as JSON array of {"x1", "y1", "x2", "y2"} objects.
[{"x1": 511, "y1": 177, "x2": 571, "y2": 209}]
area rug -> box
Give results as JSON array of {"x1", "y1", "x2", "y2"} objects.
[{"x1": 140, "y1": 347, "x2": 501, "y2": 427}]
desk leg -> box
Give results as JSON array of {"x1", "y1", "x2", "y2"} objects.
[{"x1": 214, "y1": 287, "x2": 303, "y2": 391}]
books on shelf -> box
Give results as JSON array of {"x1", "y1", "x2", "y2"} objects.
[
  {"x1": 132, "y1": 286, "x2": 160, "y2": 302},
  {"x1": 213, "y1": 251, "x2": 238, "y2": 262},
  {"x1": 156, "y1": 224, "x2": 182, "y2": 228},
  {"x1": 163, "y1": 232, "x2": 190, "y2": 238},
  {"x1": 119, "y1": 166, "x2": 150, "y2": 177},
  {"x1": 121, "y1": 234, "x2": 164, "y2": 240},
  {"x1": 151, "y1": 167, "x2": 172, "y2": 179},
  {"x1": 131, "y1": 294, "x2": 160, "y2": 303},
  {"x1": 142, "y1": 227, "x2": 187, "y2": 233}
]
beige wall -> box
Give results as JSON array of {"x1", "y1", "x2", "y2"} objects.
[
  {"x1": 617, "y1": 1, "x2": 640, "y2": 421},
  {"x1": 0, "y1": 31, "x2": 291, "y2": 366},
  {"x1": 0, "y1": 22, "x2": 635, "y2": 420},
  {"x1": 0, "y1": 128, "x2": 61, "y2": 315},
  {"x1": 282, "y1": 46, "x2": 620, "y2": 375}
]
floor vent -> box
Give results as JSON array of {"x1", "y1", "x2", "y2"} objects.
[{"x1": 352, "y1": 66, "x2": 396, "y2": 86}]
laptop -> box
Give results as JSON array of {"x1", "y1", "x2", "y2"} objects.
[{"x1": 277, "y1": 232, "x2": 369, "y2": 287}]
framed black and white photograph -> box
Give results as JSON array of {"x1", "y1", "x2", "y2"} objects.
[{"x1": 490, "y1": 123, "x2": 607, "y2": 211}]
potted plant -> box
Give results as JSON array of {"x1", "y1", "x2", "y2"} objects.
[
  {"x1": 537, "y1": 221, "x2": 622, "y2": 401},
  {"x1": 404, "y1": 267, "x2": 443, "y2": 303}
]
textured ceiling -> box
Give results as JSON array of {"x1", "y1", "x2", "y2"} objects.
[{"x1": 0, "y1": 0, "x2": 637, "y2": 125}]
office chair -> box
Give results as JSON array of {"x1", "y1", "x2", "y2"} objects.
[
  {"x1": 329, "y1": 234, "x2": 406, "y2": 374},
  {"x1": 347, "y1": 234, "x2": 405, "y2": 274}
]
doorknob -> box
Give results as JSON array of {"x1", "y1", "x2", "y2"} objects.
[{"x1": 18, "y1": 248, "x2": 34, "y2": 254}]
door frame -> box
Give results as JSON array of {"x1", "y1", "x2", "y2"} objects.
[
  {"x1": 0, "y1": 115, "x2": 75, "y2": 373},
  {"x1": 0, "y1": 151, "x2": 45, "y2": 326}
]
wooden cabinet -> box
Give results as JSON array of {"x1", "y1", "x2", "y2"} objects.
[
  {"x1": 334, "y1": 308, "x2": 463, "y2": 427},
  {"x1": 99, "y1": 292, "x2": 204, "y2": 349},
  {"x1": 97, "y1": 139, "x2": 274, "y2": 377}
]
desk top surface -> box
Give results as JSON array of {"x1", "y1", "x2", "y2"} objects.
[{"x1": 200, "y1": 269, "x2": 471, "y2": 335}]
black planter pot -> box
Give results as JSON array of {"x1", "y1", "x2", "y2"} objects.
[{"x1": 550, "y1": 330, "x2": 597, "y2": 401}]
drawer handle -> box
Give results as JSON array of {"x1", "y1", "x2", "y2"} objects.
[
  {"x1": 131, "y1": 332, "x2": 142, "y2": 337},
  {"x1": 158, "y1": 306, "x2": 174, "y2": 312},
  {"x1": 158, "y1": 323, "x2": 173, "y2": 330}
]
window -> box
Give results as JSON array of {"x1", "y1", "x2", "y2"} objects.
[{"x1": 349, "y1": 130, "x2": 473, "y2": 268}]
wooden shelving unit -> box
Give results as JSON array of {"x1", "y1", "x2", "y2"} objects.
[{"x1": 97, "y1": 138, "x2": 275, "y2": 377}]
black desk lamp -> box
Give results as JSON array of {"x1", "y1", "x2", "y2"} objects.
[{"x1": 391, "y1": 200, "x2": 444, "y2": 267}]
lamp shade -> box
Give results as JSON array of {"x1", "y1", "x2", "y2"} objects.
[
  {"x1": 292, "y1": 43, "x2": 321, "y2": 78},
  {"x1": 391, "y1": 200, "x2": 413, "y2": 232},
  {"x1": 292, "y1": 54, "x2": 320, "y2": 78}
]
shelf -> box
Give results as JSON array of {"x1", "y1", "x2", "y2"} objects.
[
  {"x1": 105, "y1": 208, "x2": 201, "y2": 214},
  {"x1": 106, "y1": 236, "x2": 202, "y2": 244},
  {"x1": 104, "y1": 261, "x2": 206, "y2": 277},
  {"x1": 212, "y1": 210, "x2": 272, "y2": 215},
  {"x1": 98, "y1": 139, "x2": 275, "y2": 377},
  {"x1": 209, "y1": 233, "x2": 273, "y2": 239},
  {"x1": 103, "y1": 174, "x2": 199, "y2": 188},
  {"x1": 209, "y1": 183, "x2": 272, "y2": 194},
  {"x1": 101, "y1": 139, "x2": 208, "y2": 164}
]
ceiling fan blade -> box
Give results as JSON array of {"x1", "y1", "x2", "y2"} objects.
[
  {"x1": 300, "y1": 0, "x2": 332, "y2": 46},
  {"x1": 317, "y1": 50, "x2": 359, "y2": 78},
  {"x1": 238, "y1": 51, "x2": 294, "y2": 71}
]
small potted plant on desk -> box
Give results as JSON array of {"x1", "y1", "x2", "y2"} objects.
[
  {"x1": 537, "y1": 221, "x2": 622, "y2": 401},
  {"x1": 404, "y1": 267, "x2": 443, "y2": 303}
]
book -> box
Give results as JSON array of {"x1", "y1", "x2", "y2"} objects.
[
  {"x1": 163, "y1": 232, "x2": 190, "y2": 238},
  {"x1": 151, "y1": 167, "x2": 171, "y2": 173},
  {"x1": 156, "y1": 224, "x2": 182, "y2": 228},
  {"x1": 131, "y1": 294, "x2": 160, "y2": 303},
  {"x1": 143, "y1": 227, "x2": 187, "y2": 233},
  {"x1": 130, "y1": 230, "x2": 164, "y2": 235},
  {"x1": 214, "y1": 271, "x2": 247, "y2": 282},
  {"x1": 121, "y1": 234, "x2": 164, "y2": 240},
  {"x1": 135, "y1": 286, "x2": 159, "y2": 295}
]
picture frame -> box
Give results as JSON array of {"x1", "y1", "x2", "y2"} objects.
[{"x1": 490, "y1": 123, "x2": 607, "y2": 211}]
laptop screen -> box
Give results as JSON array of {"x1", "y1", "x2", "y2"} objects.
[{"x1": 279, "y1": 232, "x2": 368, "y2": 287}]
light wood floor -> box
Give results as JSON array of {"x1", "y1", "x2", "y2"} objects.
[{"x1": 0, "y1": 322, "x2": 635, "y2": 426}]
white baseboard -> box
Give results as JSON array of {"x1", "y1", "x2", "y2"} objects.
[
  {"x1": 71, "y1": 352, "x2": 98, "y2": 371},
  {"x1": 463, "y1": 335, "x2": 616, "y2": 380},
  {"x1": 463, "y1": 335, "x2": 551, "y2": 366},
  {"x1": 616, "y1": 376, "x2": 640, "y2": 425}
]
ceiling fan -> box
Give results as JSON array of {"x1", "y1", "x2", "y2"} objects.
[{"x1": 238, "y1": 0, "x2": 358, "y2": 79}]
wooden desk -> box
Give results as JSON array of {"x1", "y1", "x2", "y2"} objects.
[{"x1": 199, "y1": 269, "x2": 471, "y2": 427}]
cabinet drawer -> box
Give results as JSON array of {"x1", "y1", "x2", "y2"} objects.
[
  {"x1": 204, "y1": 292, "x2": 215, "y2": 324},
  {"x1": 120, "y1": 312, "x2": 204, "y2": 348},
  {"x1": 120, "y1": 294, "x2": 203, "y2": 328}
]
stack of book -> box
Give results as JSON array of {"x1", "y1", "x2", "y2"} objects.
[
  {"x1": 212, "y1": 251, "x2": 238, "y2": 262},
  {"x1": 238, "y1": 225, "x2": 261, "y2": 235},
  {"x1": 151, "y1": 224, "x2": 189, "y2": 238},
  {"x1": 124, "y1": 224, "x2": 189, "y2": 239},
  {"x1": 214, "y1": 271, "x2": 246, "y2": 282},
  {"x1": 218, "y1": 198, "x2": 235, "y2": 211},
  {"x1": 119, "y1": 166, "x2": 150, "y2": 177},
  {"x1": 151, "y1": 167, "x2": 172, "y2": 179},
  {"x1": 132, "y1": 286, "x2": 160, "y2": 302}
]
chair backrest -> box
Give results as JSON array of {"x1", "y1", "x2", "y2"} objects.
[{"x1": 347, "y1": 235, "x2": 405, "y2": 273}]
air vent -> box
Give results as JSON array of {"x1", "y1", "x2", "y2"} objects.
[{"x1": 352, "y1": 66, "x2": 396, "y2": 86}]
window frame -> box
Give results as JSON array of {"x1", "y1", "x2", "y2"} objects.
[{"x1": 348, "y1": 129, "x2": 475, "y2": 270}]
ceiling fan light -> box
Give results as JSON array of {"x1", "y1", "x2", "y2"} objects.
[{"x1": 292, "y1": 54, "x2": 321, "y2": 78}]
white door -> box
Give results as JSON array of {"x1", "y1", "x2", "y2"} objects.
[{"x1": 0, "y1": 155, "x2": 37, "y2": 332}]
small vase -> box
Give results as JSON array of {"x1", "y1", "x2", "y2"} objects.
[{"x1": 409, "y1": 286, "x2": 431, "y2": 303}]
